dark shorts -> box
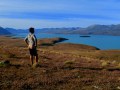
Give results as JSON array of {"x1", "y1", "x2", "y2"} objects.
[{"x1": 29, "y1": 47, "x2": 38, "y2": 56}]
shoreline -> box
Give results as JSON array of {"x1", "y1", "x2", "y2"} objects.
[
  {"x1": 0, "y1": 35, "x2": 100, "y2": 50},
  {"x1": 1, "y1": 34, "x2": 120, "y2": 50}
]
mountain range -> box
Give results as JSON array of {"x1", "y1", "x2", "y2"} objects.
[
  {"x1": 0, "y1": 27, "x2": 11, "y2": 35},
  {"x1": 38, "y1": 24, "x2": 120, "y2": 35},
  {"x1": 1, "y1": 24, "x2": 120, "y2": 35}
]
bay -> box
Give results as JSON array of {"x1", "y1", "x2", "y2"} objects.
[{"x1": 12, "y1": 33, "x2": 120, "y2": 50}]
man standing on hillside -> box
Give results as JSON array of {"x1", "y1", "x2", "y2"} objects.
[{"x1": 24, "y1": 27, "x2": 38, "y2": 66}]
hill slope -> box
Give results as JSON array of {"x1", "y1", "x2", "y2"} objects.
[{"x1": 0, "y1": 36, "x2": 120, "y2": 90}]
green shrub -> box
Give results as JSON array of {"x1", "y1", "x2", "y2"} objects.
[{"x1": 0, "y1": 61, "x2": 10, "y2": 67}]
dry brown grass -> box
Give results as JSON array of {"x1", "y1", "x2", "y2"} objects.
[{"x1": 0, "y1": 36, "x2": 120, "y2": 90}]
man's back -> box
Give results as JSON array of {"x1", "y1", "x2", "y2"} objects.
[{"x1": 25, "y1": 33, "x2": 37, "y2": 48}]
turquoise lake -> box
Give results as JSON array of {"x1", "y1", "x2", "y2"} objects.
[{"x1": 12, "y1": 33, "x2": 120, "y2": 50}]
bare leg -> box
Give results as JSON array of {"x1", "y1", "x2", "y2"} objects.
[
  {"x1": 35, "y1": 54, "x2": 38, "y2": 64},
  {"x1": 30, "y1": 55, "x2": 33, "y2": 65}
]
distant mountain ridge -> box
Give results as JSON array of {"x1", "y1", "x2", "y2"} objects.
[
  {"x1": 1, "y1": 24, "x2": 120, "y2": 35},
  {"x1": 0, "y1": 27, "x2": 11, "y2": 35},
  {"x1": 38, "y1": 27, "x2": 82, "y2": 34},
  {"x1": 75, "y1": 24, "x2": 120, "y2": 35},
  {"x1": 5, "y1": 28, "x2": 28, "y2": 33},
  {"x1": 38, "y1": 24, "x2": 120, "y2": 35}
]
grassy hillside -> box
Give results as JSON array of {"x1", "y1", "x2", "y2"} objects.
[{"x1": 0, "y1": 36, "x2": 120, "y2": 90}]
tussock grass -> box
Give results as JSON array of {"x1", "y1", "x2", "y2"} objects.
[
  {"x1": 0, "y1": 36, "x2": 120, "y2": 90},
  {"x1": 101, "y1": 60, "x2": 110, "y2": 67},
  {"x1": 64, "y1": 60, "x2": 75, "y2": 65}
]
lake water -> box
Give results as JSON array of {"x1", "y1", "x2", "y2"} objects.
[{"x1": 12, "y1": 33, "x2": 120, "y2": 50}]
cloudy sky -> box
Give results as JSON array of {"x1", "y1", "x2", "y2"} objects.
[{"x1": 0, "y1": 0, "x2": 120, "y2": 29}]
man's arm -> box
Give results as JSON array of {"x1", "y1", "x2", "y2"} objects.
[
  {"x1": 24, "y1": 36, "x2": 28, "y2": 45},
  {"x1": 33, "y1": 35, "x2": 37, "y2": 47}
]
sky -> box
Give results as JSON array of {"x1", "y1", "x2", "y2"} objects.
[{"x1": 0, "y1": 0, "x2": 120, "y2": 29}]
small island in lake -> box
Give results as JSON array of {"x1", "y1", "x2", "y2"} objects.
[{"x1": 80, "y1": 35, "x2": 91, "y2": 37}]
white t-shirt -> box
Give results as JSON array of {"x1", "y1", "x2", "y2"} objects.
[{"x1": 24, "y1": 33, "x2": 37, "y2": 47}]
